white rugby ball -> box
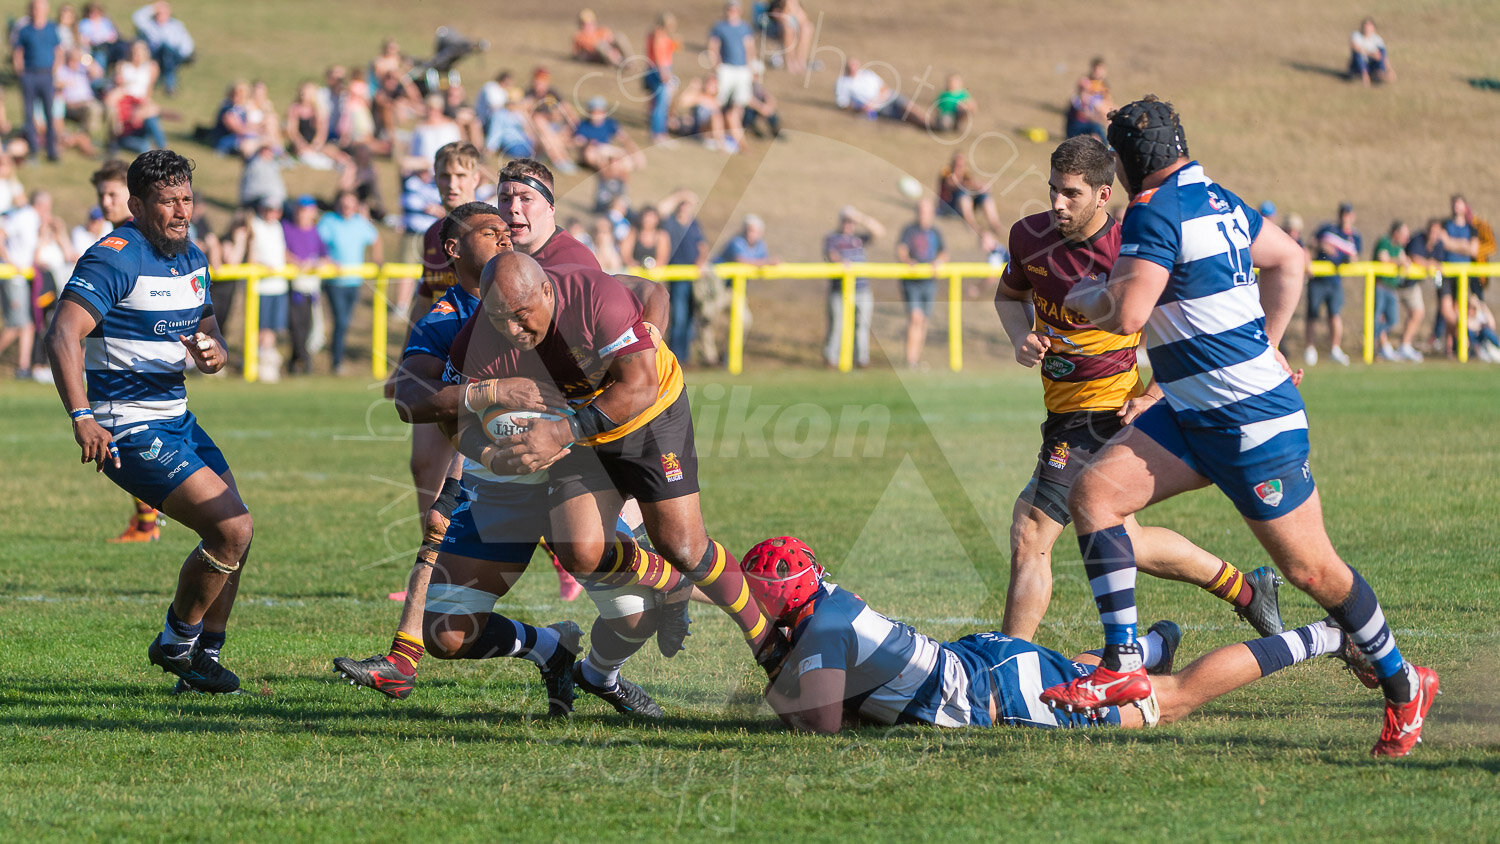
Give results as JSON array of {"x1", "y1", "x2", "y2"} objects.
[
  {"x1": 481, "y1": 408, "x2": 565, "y2": 442},
  {"x1": 897, "y1": 175, "x2": 923, "y2": 200}
]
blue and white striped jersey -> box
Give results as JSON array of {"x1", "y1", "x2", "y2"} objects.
[
  {"x1": 1120, "y1": 162, "x2": 1306, "y2": 434},
  {"x1": 780, "y1": 584, "x2": 983, "y2": 728},
  {"x1": 63, "y1": 222, "x2": 211, "y2": 429}
]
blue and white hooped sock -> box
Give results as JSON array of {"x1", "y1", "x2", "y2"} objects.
[{"x1": 1079, "y1": 525, "x2": 1141, "y2": 671}]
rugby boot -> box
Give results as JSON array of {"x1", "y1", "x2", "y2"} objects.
[
  {"x1": 108, "y1": 519, "x2": 160, "y2": 543},
  {"x1": 571, "y1": 664, "x2": 664, "y2": 718},
  {"x1": 149, "y1": 635, "x2": 240, "y2": 694},
  {"x1": 1040, "y1": 664, "x2": 1152, "y2": 713},
  {"x1": 656, "y1": 581, "x2": 694, "y2": 658},
  {"x1": 333, "y1": 654, "x2": 415, "y2": 700},
  {"x1": 1372, "y1": 666, "x2": 1439, "y2": 757},
  {"x1": 1324, "y1": 618, "x2": 1380, "y2": 690},
  {"x1": 539, "y1": 621, "x2": 582, "y2": 716},
  {"x1": 1234, "y1": 566, "x2": 1285, "y2": 637},
  {"x1": 1146, "y1": 620, "x2": 1181, "y2": 676}
]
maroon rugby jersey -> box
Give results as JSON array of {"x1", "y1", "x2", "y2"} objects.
[{"x1": 1001, "y1": 211, "x2": 1143, "y2": 413}]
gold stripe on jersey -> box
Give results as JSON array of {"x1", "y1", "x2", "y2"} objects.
[
  {"x1": 1043, "y1": 368, "x2": 1145, "y2": 414},
  {"x1": 1050, "y1": 326, "x2": 1142, "y2": 355}
]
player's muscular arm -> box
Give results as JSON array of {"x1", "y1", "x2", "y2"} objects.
[
  {"x1": 1250, "y1": 222, "x2": 1309, "y2": 348},
  {"x1": 44, "y1": 300, "x2": 117, "y2": 471},
  {"x1": 619, "y1": 276, "x2": 669, "y2": 332},
  {"x1": 497, "y1": 347, "x2": 659, "y2": 474},
  {"x1": 1067, "y1": 256, "x2": 1169, "y2": 335},
  {"x1": 994, "y1": 279, "x2": 1046, "y2": 367},
  {"x1": 765, "y1": 668, "x2": 847, "y2": 734}
]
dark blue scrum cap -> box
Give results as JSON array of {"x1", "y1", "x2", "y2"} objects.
[{"x1": 1107, "y1": 95, "x2": 1189, "y2": 194}]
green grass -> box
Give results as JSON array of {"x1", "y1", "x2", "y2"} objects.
[{"x1": 1, "y1": 364, "x2": 1498, "y2": 840}]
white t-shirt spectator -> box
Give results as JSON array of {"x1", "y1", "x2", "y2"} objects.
[
  {"x1": 835, "y1": 69, "x2": 889, "y2": 111},
  {"x1": 1351, "y1": 29, "x2": 1385, "y2": 56}
]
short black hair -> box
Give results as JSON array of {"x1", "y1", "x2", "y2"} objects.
[
  {"x1": 1050, "y1": 135, "x2": 1116, "y2": 189},
  {"x1": 127, "y1": 149, "x2": 194, "y2": 200},
  {"x1": 497, "y1": 157, "x2": 554, "y2": 190},
  {"x1": 90, "y1": 159, "x2": 129, "y2": 190},
  {"x1": 440, "y1": 201, "x2": 502, "y2": 243}
]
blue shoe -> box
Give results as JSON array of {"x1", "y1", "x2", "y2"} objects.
[{"x1": 149, "y1": 636, "x2": 240, "y2": 694}]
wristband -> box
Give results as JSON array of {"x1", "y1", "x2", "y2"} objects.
[
  {"x1": 69, "y1": 408, "x2": 94, "y2": 420},
  {"x1": 567, "y1": 403, "x2": 619, "y2": 442}
]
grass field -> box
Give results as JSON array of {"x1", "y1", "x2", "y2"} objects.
[{"x1": 2, "y1": 364, "x2": 1498, "y2": 840}]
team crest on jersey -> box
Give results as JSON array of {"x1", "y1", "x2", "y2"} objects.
[
  {"x1": 101, "y1": 236, "x2": 128, "y2": 251},
  {"x1": 1048, "y1": 441, "x2": 1070, "y2": 470},
  {"x1": 1254, "y1": 479, "x2": 1284, "y2": 507},
  {"x1": 432, "y1": 300, "x2": 455, "y2": 316},
  {"x1": 1042, "y1": 355, "x2": 1076, "y2": 379},
  {"x1": 1206, "y1": 190, "x2": 1230, "y2": 213},
  {"x1": 1130, "y1": 188, "x2": 1158, "y2": 206},
  {"x1": 661, "y1": 452, "x2": 683, "y2": 482}
]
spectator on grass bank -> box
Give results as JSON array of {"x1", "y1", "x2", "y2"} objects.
[
  {"x1": 936, "y1": 151, "x2": 1002, "y2": 235},
  {"x1": 823, "y1": 205, "x2": 884, "y2": 370},
  {"x1": 716, "y1": 213, "x2": 773, "y2": 267},
  {"x1": 762, "y1": 0, "x2": 814, "y2": 74},
  {"x1": 78, "y1": 2, "x2": 121, "y2": 69},
  {"x1": 1307, "y1": 202, "x2": 1359, "y2": 366},
  {"x1": 671, "y1": 75, "x2": 730, "y2": 151},
  {"x1": 130, "y1": 1, "x2": 192, "y2": 95},
  {"x1": 247, "y1": 198, "x2": 289, "y2": 382},
  {"x1": 282, "y1": 195, "x2": 329, "y2": 375},
  {"x1": 1432, "y1": 194, "x2": 1479, "y2": 356},
  {"x1": 571, "y1": 8, "x2": 628, "y2": 67},
  {"x1": 834, "y1": 58, "x2": 925, "y2": 128},
  {"x1": 1065, "y1": 57, "x2": 1110, "y2": 139},
  {"x1": 14, "y1": 0, "x2": 63, "y2": 162},
  {"x1": 896, "y1": 197, "x2": 947, "y2": 369},
  {"x1": 1348, "y1": 17, "x2": 1393, "y2": 86},
  {"x1": 643, "y1": 12, "x2": 680, "y2": 145},
  {"x1": 409, "y1": 94, "x2": 462, "y2": 164},
  {"x1": 239, "y1": 142, "x2": 286, "y2": 209},
  {"x1": 317, "y1": 189, "x2": 380, "y2": 375},
  {"x1": 105, "y1": 39, "x2": 166, "y2": 153},
  {"x1": 286, "y1": 79, "x2": 349, "y2": 174},
  {"x1": 660, "y1": 188, "x2": 706, "y2": 362},
  {"x1": 929, "y1": 73, "x2": 975, "y2": 135},
  {"x1": 1371, "y1": 220, "x2": 1417, "y2": 361},
  {"x1": 707, "y1": 0, "x2": 755, "y2": 154},
  {"x1": 621, "y1": 205, "x2": 669, "y2": 270},
  {"x1": 590, "y1": 216, "x2": 624, "y2": 272},
  {"x1": 572, "y1": 96, "x2": 645, "y2": 185},
  {"x1": 743, "y1": 61, "x2": 782, "y2": 139},
  {"x1": 56, "y1": 46, "x2": 103, "y2": 156}
]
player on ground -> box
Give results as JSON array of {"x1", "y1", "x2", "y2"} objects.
[
  {"x1": 749, "y1": 537, "x2": 1357, "y2": 735},
  {"x1": 993, "y1": 135, "x2": 1282, "y2": 641},
  {"x1": 450, "y1": 238, "x2": 787, "y2": 706},
  {"x1": 45, "y1": 150, "x2": 251, "y2": 694},
  {"x1": 88, "y1": 159, "x2": 166, "y2": 544},
  {"x1": 1045, "y1": 96, "x2": 1436, "y2": 757}
]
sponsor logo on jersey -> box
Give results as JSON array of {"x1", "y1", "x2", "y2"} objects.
[
  {"x1": 661, "y1": 452, "x2": 683, "y2": 483},
  {"x1": 67, "y1": 276, "x2": 96, "y2": 292},
  {"x1": 169, "y1": 267, "x2": 179, "y2": 276},
  {"x1": 1042, "y1": 355, "x2": 1076, "y2": 379},
  {"x1": 598, "y1": 327, "x2": 639, "y2": 357},
  {"x1": 190, "y1": 273, "x2": 203, "y2": 298},
  {"x1": 166, "y1": 459, "x2": 191, "y2": 479},
  {"x1": 101, "y1": 236, "x2": 128, "y2": 251},
  {"x1": 1206, "y1": 190, "x2": 1229, "y2": 213},
  {"x1": 1130, "y1": 188, "x2": 1158, "y2": 206},
  {"x1": 1254, "y1": 479, "x2": 1283, "y2": 507},
  {"x1": 153, "y1": 316, "x2": 200, "y2": 336},
  {"x1": 1025, "y1": 264, "x2": 1049, "y2": 278},
  {"x1": 139, "y1": 437, "x2": 163, "y2": 461},
  {"x1": 1047, "y1": 441, "x2": 1070, "y2": 470},
  {"x1": 798, "y1": 654, "x2": 823, "y2": 675},
  {"x1": 432, "y1": 300, "x2": 456, "y2": 315}
]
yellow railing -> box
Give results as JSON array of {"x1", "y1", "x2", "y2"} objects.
[{"x1": 17, "y1": 258, "x2": 1490, "y2": 381}]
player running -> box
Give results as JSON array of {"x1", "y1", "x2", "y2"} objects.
[
  {"x1": 749, "y1": 537, "x2": 1357, "y2": 735},
  {"x1": 45, "y1": 150, "x2": 251, "y2": 694},
  {"x1": 994, "y1": 135, "x2": 1282, "y2": 641},
  {"x1": 1045, "y1": 96, "x2": 1435, "y2": 757}
]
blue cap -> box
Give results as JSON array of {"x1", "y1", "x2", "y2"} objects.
[
  {"x1": 295, "y1": 194, "x2": 318, "y2": 207},
  {"x1": 88, "y1": 206, "x2": 104, "y2": 221},
  {"x1": 1259, "y1": 200, "x2": 1276, "y2": 218}
]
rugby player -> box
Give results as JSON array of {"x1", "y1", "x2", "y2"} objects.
[
  {"x1": 749, "y1": 537, "x2": 1355, "y2": 735},
  {"x1": 87, "y1": 159, "x2": 167, "y2": 545},
  {"x1": 450, "y1": 240, "x2": 787, "y2": 709},
  {"x1": 46, "y1": 150, "x2": 250, "y2": 694},
  {"x1": 1046, "y1": 96, "x2": 1435, "y2": 757},
  {"x1": 994, "y1": 135, "x2": 1282, "y2": 641}
]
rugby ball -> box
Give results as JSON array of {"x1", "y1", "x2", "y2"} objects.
[
  {"x1": 481, "y1": 408, "x2": 565, "y2": 442},
  {"x1": 897, "y1": 175, "x2": 923, "y2": 200}
]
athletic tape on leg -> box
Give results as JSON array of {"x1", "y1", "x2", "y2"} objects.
[
  {"x1": 195, "y1": 542, "x2": 240, "y2": 574},
  {"x1": 425, "y1": 583, "x2": 501, "y2": 616}
]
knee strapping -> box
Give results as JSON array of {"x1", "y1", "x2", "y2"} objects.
[{"x1": 195, "y1": 543, "x2": 240, "y2": 574}]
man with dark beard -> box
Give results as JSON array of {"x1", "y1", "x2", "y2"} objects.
[{"x1": 46, "y1": 150, "x2": 252, "y2": 695}]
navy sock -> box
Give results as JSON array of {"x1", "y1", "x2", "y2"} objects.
[
  {"x1": 1078, "y1": 525, "x2": 1140, "y2": 669},
  {"x1": 1244, "y1": 621, "x2": 1340, "y2": 676},
  {"x1": 198, "y1": 630, "x2": 226, "y2": 661},
  {"x1": 458, "y1": 615, "x2": 554, "y2": 665},
  {"x1": 159, "y1": 605, "x2": 202, "y2": 658},
  {"x1": 1325, "y1": 566, "x2": 1409, "y2": 698}
]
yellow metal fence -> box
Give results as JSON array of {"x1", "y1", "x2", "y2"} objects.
[{"x1": 13, "y1": 260, "x2": 1493, "y2": 380}]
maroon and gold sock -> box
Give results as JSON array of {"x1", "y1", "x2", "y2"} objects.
[
  {"x1": 387, "y1": 631, "x2": 424, "y2": 676},
  {"x1": 133, "y1": 499, "x2": 158, "y2": 532},
  {"x1": 681, "y1": 539, "x2": 771, "y2": 651},
  {"x1": 1205, "y1": 561, "x2": 1255, "y2": 608},
  {"x1": 591, "y1": 534, "x2": 684, "y2": 592}
]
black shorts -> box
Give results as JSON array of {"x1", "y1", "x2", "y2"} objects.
[
  {"x1": 549, "y1": 392, "x2": 700, "y2": 505},
  {"x1": 1017, "y1": 410, "x2": 1125, "y2": 526}
]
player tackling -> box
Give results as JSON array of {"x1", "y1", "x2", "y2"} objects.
[
  {"x1": 1042, "y1": 96, "x2": 1436, "y2": 757},
  {"x1": 45, "y1": 150, "x2": 251, "y2": 694}
]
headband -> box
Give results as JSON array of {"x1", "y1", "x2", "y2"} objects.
[{"x1": 500, "y1": 175, "x2": 555, "y2": 207}]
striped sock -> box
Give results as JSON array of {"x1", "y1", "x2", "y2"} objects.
[
  {"x1": 459, "y1": 616, "x2": 557, "y2": 667},
  {"x1": 590, "y1": 535, "x2": 685, "y2": 592},
  {"x1": 581, "y1": 617, "x2": 650, "y2": 690},
  {"x1": 1326, "y1": 566, "x2": 1411, "y2": 700},
  {"x1": 198, "y1": 630, "x2": 226, "y2": 662},
  {"x1": 386, "y1": 631, "x2": 424, "y2": 676},
  {"x1": 682, "y1": 539, "x2": 772, "y2": 650},
  {"x1": 159, "y1": 605, "x2": 201, "y2": 658},
  {"x1": 1204, "y1": 561, "x2": 1255, "y2": 608},
  {"x1": 1244, "y1": 619, "x2": 1343, "y2": 676},
  {"x1": 1079, "y1": 525, "x2": 1140, "y2": 670}
]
